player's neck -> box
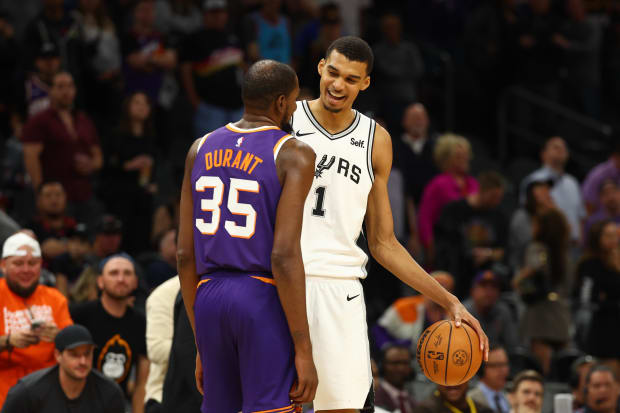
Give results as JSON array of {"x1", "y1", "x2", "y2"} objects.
[
  {"x1": 234, "y1": 114, "x2": 279, "y2": 130},
  {"x1": 308, "y1": 98, "x2": 356, "y2": 134}
]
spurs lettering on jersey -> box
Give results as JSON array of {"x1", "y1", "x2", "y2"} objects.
[{"x1": 292, "y1": 100, "x2": 376, "y2": 279}]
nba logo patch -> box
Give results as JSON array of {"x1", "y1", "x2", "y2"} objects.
[{"x1": 236, "y1": 137, "x2": 245, "y2": 147}]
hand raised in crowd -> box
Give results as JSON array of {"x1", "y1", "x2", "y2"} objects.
[
  {"x1": 9, "y1": 330, "x2": 40, "y2": 348},
  {"x1": 34, "y1": 321, "x2": 59, "y2": 342},
  {"x1": 445, "y1": 301, "x2": 489, "y2": 361}
]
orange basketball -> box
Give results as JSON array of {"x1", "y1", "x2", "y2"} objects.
[{"x1": 416, "y1": 320, "x2": 483, "y2": 385}]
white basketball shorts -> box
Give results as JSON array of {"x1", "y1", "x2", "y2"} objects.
[{"x1": 305, "y1": 276, "x2": 373, "y2": 411}]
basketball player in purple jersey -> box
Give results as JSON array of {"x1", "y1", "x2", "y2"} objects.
[{"x1": 177, "y1": 60, "x2": 318, "y2": 413}]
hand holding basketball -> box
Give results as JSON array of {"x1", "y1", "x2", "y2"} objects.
[
  {"x1": 445, "y1": 301, "x2": 489, "y2": 361},
  {"x1": 416, "y1": 320, "x2": 483, "y2": 386}
]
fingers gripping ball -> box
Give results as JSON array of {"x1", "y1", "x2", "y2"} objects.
[{"x1": 416, "y1": 320, "x2": 482, "y2": 385}]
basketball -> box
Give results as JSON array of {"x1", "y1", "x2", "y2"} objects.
[{"x1": 416, "y1": 320, "x2": 483, "y2": 385}]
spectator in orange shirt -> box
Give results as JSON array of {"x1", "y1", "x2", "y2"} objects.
[{"x1": 0, "y1": 232, "x2": 73, "y2": 406}]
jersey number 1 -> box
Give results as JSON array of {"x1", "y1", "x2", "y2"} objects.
[
  {"x1": 312, "y1": 186, "x2": 326, "y2": 217},
  {"x1": 195, "y1": 176, "x2": 259, "y2": 239}
]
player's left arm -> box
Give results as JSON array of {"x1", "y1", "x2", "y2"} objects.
[
  {"x1": 364, "y1": 125, "x2": 489, "y2": 359},
  {"x1": 131, "y1": 355, "x2": 149, "y2": 413}
]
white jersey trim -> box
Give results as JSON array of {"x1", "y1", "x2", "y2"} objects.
[
  {"x1": 301, "y1": 100, "x2": 361, "y2": 140},
  {"x1": 273, "y1": 134, "x2": 294, "y2": 162},
  {"x1": 366, "y1": 120, "x2": 376, "y2": 183}
]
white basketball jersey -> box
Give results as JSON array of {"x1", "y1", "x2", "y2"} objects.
[{"x1": 292, "y1": 100, "x2": 376, "y2": 279}]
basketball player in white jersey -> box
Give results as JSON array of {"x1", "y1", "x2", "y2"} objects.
[{"x1": 291, "y1": 36, "x2": 489, "y2": 413}]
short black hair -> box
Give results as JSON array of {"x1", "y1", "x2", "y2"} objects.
[
  {"x1": 478, "y1": 171, "x2": 505, "y2": 192},
  {"x1": 242, "y1": 59, "x2": 298, "y2": 111},
  {"x1": 325, "y1": 36, "x2": 374, "y2": 75}
]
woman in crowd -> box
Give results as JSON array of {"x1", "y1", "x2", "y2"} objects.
[
  {"x1": 101, "y1": 91, "x2": 156, "y2": 256},
  {"x1": 574, "y1": 220, "x2": 620, "y2": 375},
  {"x1": 417, "y1": 133, "x2": 479, "y2": 266},
  {"x1": 508, "y1": 179, "x2": 556, "y2": 272},
  {"x1": 514, "y1": 208, "x2": 571, "y2": 376}
]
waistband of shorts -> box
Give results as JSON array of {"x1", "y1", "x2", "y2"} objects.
[
  {"x1": 306, "y1": 274, "x2": 359, "y2": 282},
  {"x1": 200, "y1": 270, "x2": 272, "y2": 281}
]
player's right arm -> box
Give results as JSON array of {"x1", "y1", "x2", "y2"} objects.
[
  {"x1": 177, "y1": 138, "x2": 201, "y2": 333},
  {"x1": 272, "y1": 138, "x2": 318, "y2": 404}
]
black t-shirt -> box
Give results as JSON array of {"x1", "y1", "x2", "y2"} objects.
[
  {"x1": 70, "y1": 300, "x2": 146, "y2": 395},
  {"x1": 178, "y1": 28, "x2": 244, "y2": 108},
  {"x1": 1, "y1": 365, "x2": 125, "y2": 413}
]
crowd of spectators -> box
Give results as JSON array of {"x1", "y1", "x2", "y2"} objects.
[{"x1": 1, "y1": 0, "x2": 620, "y2": 412}]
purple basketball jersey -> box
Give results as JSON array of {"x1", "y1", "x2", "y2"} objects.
[{"x1": 191, "y1": 124, "x2": 291, "y2": 276}]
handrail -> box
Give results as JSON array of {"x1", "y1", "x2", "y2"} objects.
[{"x1": 497, "y1": 86, "x2": 613, "y2": 162}]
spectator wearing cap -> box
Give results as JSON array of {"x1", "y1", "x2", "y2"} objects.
[
  {"x1": 434, "y1": 171, "x2": 508, "y2": 297},
  {"x1": 508, "y1": 177, "x2": 555, "y2": 272},
  {"x1": 50, "y1": 223, "x2": 95, "y2": 297},
  {"x1": 520, "y1": 137, "x2": 585, "y2": 245},
  {"x1": 179, "y1": 0, "x2": 245, "y2": 138},
  {"x1": 0, "y1": 232, "x2": 73, "y2": 406},
  {"x1": 1, "y1": 324, "x2": 125, "y2": 413},
  {"x1": 70, "y1": 253, "x2": 148, "y2": 413},
  {"x1": 463, "y1": 271, "x2": 518, "y2": 354},
  {"x1": 583, "y1": 179, "x2": 620, "y2": 243},
  {"x1": 21, "y1": 71, "x2": 103, "y2": 228},
  {"x1": 26, "y1": 181, "x2": 77, "y2": 264},
  {"x1": 570, "y1": 355, "x2": 596, "y2": 411},
  {"x1": 92, "y1": 215, "x2": 123, "y2": 261},
  {"x1": 468, "y1": 345, "x2": 511, "y2": 413},
  {"x1": 21, "y1": 42, "x2": 61, "y2": 120},
  {"x1": 582, "y1": 140, "x2": 620, "y2": 215}
]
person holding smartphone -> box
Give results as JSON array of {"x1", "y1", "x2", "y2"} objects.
[{"x1": 0, "y1": 232, "x2": 73, "y2": 406}]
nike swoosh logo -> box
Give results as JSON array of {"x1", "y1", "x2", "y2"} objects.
[
  {"x1": 296, "y1": 131, "x2": 314, "y2": 137},
  {"x1": 346, "y1": 294, "x2": 360, "y2": 301}
]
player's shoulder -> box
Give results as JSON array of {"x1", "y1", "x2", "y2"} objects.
[{"x1": 278, "y1": 137, "x2": 315, "y2": 165}]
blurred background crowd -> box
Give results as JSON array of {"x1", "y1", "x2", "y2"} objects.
[{"x1": 1, "y1": 0, "x2": 620, "y2": 412}]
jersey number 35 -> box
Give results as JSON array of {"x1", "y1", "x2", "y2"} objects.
[{"x1": 195, "y1": 176, "x2": 259, "y2": 239}]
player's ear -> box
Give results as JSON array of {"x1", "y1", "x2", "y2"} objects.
[
  {"x1": 360, "y1": 75, "x2": 370, "y2": 91},
  {"x1": 318, "y1": 58, "x2": 326, "y2": 76},
  {"x1": 275, "y1": 94, "x2": 286, "y2": 116}
]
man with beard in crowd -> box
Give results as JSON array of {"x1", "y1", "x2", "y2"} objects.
[
  {"x1": 0, "y1": 232, "x2": 73, "y2": 406},
  {"x1": 70, "y1": 254, "x2": 148, "y2": 413},
  {"x1": 508, "y1": 371, "x2": 544, "y2": 413}
]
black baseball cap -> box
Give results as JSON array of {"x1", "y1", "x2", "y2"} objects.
[{"x1": 55, "y1": 325, "x2": 96, "y2": 351}]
